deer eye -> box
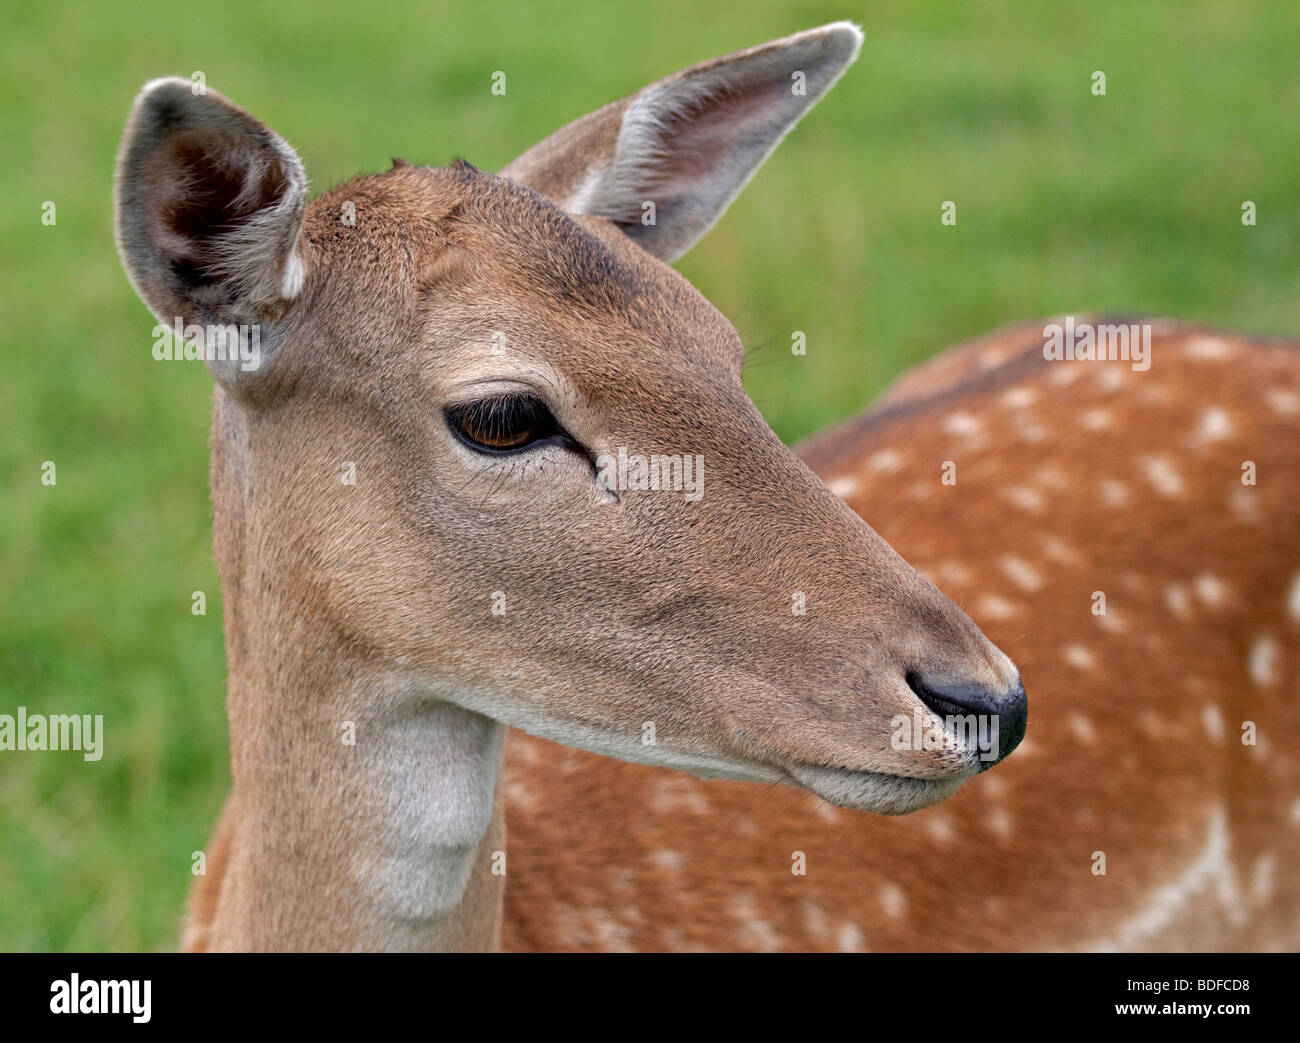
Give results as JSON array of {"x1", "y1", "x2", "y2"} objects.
[{"x1": 444, "y1": 394, "x2": 565, "y2": 454}]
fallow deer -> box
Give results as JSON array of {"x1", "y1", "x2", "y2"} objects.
[{"x1": 114, "y1": 23, "x2": 1297, "y2": 952}]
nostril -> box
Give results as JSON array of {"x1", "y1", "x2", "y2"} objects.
[
  {"x1": 906, "y1": 671, "x2": 1028, "y2": 763},
  {"x1": 906, "y1": 671, "x2": 997, "y2": 718}
]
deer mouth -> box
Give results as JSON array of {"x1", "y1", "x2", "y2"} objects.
[{"x1": 782, "y1": 761, "x2": 970, "y2": 815}]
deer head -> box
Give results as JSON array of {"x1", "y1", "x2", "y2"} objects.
[{"x1": 114, "y1": 22, "x2": 1025, "y2": 825}]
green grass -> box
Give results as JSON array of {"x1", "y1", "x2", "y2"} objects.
[{"x1": 2, "y1": 0, "x2": 1298, "y2": 951}]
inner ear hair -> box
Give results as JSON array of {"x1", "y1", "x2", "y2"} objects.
[
  {"x1": 114, "y1": 78, "x2": 308, "y2": 330},
  {"x1": 501, "y1": 22, "x2": 864, "y2": 262}
]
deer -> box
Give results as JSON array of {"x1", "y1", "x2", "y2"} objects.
[{"x1": 111, "y1": 22, "x2": 1298, "y2": 953}]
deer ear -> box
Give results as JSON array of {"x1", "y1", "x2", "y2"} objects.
[
  {"x1": 501, "y1": 22, "x2": 862, "y2": 262},
  {"x1": 114, "y1": 78, "x2": 307, "y2": 382}
]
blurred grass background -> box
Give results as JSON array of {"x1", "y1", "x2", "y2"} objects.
[{"x1": 2, "y1": 0, "x2": 1299, "y2": 950}]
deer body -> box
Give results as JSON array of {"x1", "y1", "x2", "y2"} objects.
[{"x1": 112, "y1": 24, "x2": 1296, "y2": 953}]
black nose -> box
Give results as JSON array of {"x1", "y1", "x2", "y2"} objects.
[{"x1": 905, "y1": 671, "x2": 1027, "y2": 765}]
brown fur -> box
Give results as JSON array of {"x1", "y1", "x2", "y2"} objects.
[
  {"x1": 182, "y1": 320, "x2": 1300, "y2": 951},
  {"x1": 500, "y1": 322, "x2": 1300, "y2": 951},
  {"x1": 115, "y1": 26, "x2": 1297, "y2": 952}
]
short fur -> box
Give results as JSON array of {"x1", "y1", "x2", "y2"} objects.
[{"x1": 116, "y1": 24, "x2": 1040, "y2": 952}]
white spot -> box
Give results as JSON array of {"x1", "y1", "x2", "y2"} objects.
[
  {"x1": 1081, "y1": 408, "x2": 1111, "y2": 430},
  {"x1": 1191, "y1": 407, "x2": 1232, "y2": 446},
  {"x1": 1290, "y1": 797, "x2": 1300, "y2": 825},
  {"x1": 1265, "y1": 388, "x2": 1299, "y2": 416},
  {"x1": 868, "y1": 449, "x2": 904, "y2": 473},
  {"x1": 837, "y1": 922, "x2": 866, "y2": 953},
  {"x1": 1042, "y1": 538, "x2": 1083, "y2": 565},
  {"x1": 941, "y1": 410, "x2": 977, "y2": 442},
  {"x1": 1070, "y1": 714, "x2": 1096, "y2": 743},
  {"x1": 1228, "y1": 487, "x2": 1258, "y2": 523},
  {"x1": 1194, "y1": 574, "x2": 1227, "y2": 610},
  {"x1": 880, "y1": 883, "x2": 907, "y2": 920},
  {"x1": 802, "y1": 900, "x2": 830, "y2": 943},
  {"x1": 511, "y1": 739, "x2": 540, "y2": 765},
  {"x1": 1140, "y1": 455, "x2": 1184, "y2": 497},
  {"x1": 827, "y1": 476, "x2": 860, "y2": 499},
  {"x1": 1004, "y1": 485, "x2": 1045, "y2": 512},
  {"x1": 1201, "y1": 704, "x2": 1225, "y2": 743},
  {"x1": 1001, "y1": 387, "x2": 1036, "y2": 408},
  {"x1": 1095, "y1": 607, "x2": 1125, "y2": 634},
  {"x1": 650, "y1": 849, "x2": 683, "y2": 873},
  {"x1": 1033, "y1": 466, "x2": 1070, "y2": 492},
  {"x1": 651, "y1": 777, "x2": 712, "y2": 815},
  {"x1": 1098, "y1": 479, "x2": 1129, "y2": 507},
  {"x1": 1095, "y1": 367, "x2": 1126, "y2": 392},
  {"x1": 1248, "y1": 635, "x2": 1280, "y2": 687},
  {"x1": 934, "y1": 561, "x2": 974, "y2": 586},
  {"x1": 1164, "y1": 584, "x2": 1191, "y2": 619},
  {"x1": 977, "y1": 596, "x2": 1019, "y2": 620},
  {"x1": 1287, "y1": 573, "x2": 1300, "y2": 622},
  {"x1": 987, "y1": 807, "x2": 1015, "y2": 840},
  {"x1": 505, "y1": 780, "x2": 537, "y2": 812},
  {"x1": 944, "y1": 412, "x2": 982, "y2": 436},
  {"x1": 1063, "y1": 644, "x2": 1096, "y2": 670},
  {"x1": 1184, "y1": 336, "x2": 1234, "y2": 360},
  {"x1": 813, "y1": 799, "x2": 840, "y2": 825},
  {"x1": 980, "y1": 350, "x2": 1007, "y2": 369},
  {"x1": 1017, "y1": 422, "x2": 1047, "y2": 443},
  {"x1": 591, "y1": 911, "x2": 636, "y2": 951},
  {"x1": 1084, "y1": 806, "x2": 1244, "y2": 951},
  {"x1": 1050, "y1": 364, "x2": 1083, "y2": 386},
  {"x1": 923, "y1": 812, "x2": 955, "y2": 843},
  {"x1": 1000, "y1": 556, "x2": 1043, "y2": 592},
  {"x1": 1252, "y1": 855, "x2": 1276, "y2": 901},
  {"x1": 729, "y1": 892, "x2": 780, "y2": 952}
]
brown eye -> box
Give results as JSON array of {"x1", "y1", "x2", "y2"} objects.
[{"x1": 445, "y1": 394, "x2": 564, "y2": 454}]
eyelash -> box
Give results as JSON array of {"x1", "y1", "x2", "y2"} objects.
[{"x1": 443, "y1": 394, "x2": 573, "y2": 455}]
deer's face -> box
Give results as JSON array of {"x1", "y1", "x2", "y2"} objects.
[{"x1": 114, "y1": 23, "x2": 1026, "y2": 815}]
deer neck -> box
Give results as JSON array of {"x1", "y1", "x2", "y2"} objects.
[{"x1": 207, "y1": 395, "x2": 507, "y2": 952}]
